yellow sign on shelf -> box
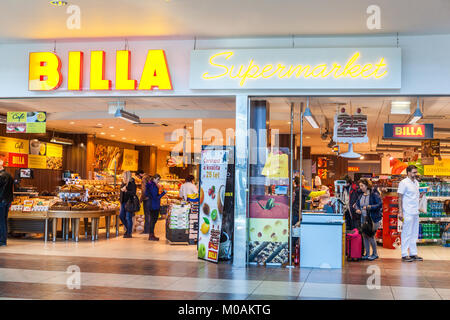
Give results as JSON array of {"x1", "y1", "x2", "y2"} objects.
[{"x1": 424, "y1": 159, "x2": 450, "y2": 176}]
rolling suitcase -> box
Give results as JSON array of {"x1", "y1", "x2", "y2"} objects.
[{"x1": 346, "y1": 228, "x2": 362, "y2": 261}]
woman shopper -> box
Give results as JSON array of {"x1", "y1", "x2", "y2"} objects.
[
  {"x1": 139, "y1": 172, "x2": 152, "y2": 234},
  {"x1": 119, "y1": 171, "x2": 137, "y2": 238},
  {"x1": 355, "y1": 179, "x2": 383, "y2": 261},
  {"x1": 144, "y1": 173, "x2": 167, "y2": 241}
]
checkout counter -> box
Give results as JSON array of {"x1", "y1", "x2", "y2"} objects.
[
  {"x1": 299, "y1": 180, "x2": 347, "y2": 269},
  {"x1": 300, "y1": 210, "x2": 345, "y2": 268}
]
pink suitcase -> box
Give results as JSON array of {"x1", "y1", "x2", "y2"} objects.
[{"x1": 346, "y1": 228, "x2": 362, "y2": 261}]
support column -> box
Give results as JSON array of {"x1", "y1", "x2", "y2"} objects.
[{"x1": 233, "y1": 95, "x2": 249, "y2": 268}]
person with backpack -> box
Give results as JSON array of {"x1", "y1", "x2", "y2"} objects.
[
  {"x1": 144, "y1": 174, "x2": 166, "y2": 241},
  {"x1": 355, "y1": 179, "x2": 382, "y2": 261},
  {"x1": 119, "y1": 171, "x2": 137, "y2": 238}
]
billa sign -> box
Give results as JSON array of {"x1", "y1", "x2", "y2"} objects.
[
  {"x1": 348, "y1": 166, "x2": 360, "y2": 172},
  {"x1": 383, "y1": 124, "x2": 434, "y2": 140},
  {"x1": 28, "y1": 50, "x2": 172, "y2": 91}
]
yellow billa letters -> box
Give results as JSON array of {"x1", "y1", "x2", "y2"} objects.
[
  {"x1": 116, "y1": 50, "x2": 137, "y2": 90},
  {"x1": 68, "y1": 51, "x2": 83, "y2": 91},
  {"x1": 28, "y1": 50, "x2": 172, "y2": 91},
  {"x1": 29, "y1": 52, "x2": 62, "y2": 90},
  {"x1": 90, "y1": 51, "x2": 111, "y2": 90},
  {"x1": 138, "y1": 50, "x2": 173, "y2": 90}
]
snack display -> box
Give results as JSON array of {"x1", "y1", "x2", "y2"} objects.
[{"x1": 160, "y1": 179, "x2": 182, "y2": 206}]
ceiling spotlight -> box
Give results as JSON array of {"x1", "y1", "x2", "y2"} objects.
[
  {"x1": 70, "y1": 121, "x2": 75, "y2": 125},
  {"x1": 360, "y1": 155, "x2": 365, "y2": 160},
  {"x1": 120, "y1": 128, "x2": 125, "y2": 131},
  {"x1": 100, "y1": 132, "x2": 105, "y2": 135},
  {"x1": 109, "y1": 126, "x2": 114, "y2": 129},
  {"x1": 50, "y1": 1, "x2": 68, "y2": 6}
]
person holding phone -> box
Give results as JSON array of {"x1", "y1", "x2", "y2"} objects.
[{"x1": 145, "y1": 174, "x2": 167, "y2": 241}]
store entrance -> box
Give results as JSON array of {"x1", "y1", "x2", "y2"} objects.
[
  {"x1": 247, "y1": 96, "x2": 450, "y2": 268},
  {"x1": 1, "y1": 96, "x2": 237, "y2": 262}
]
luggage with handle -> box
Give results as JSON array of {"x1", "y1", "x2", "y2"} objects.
[{"x1": 346, "y1": 228, "x2": 362, "y2": 261}]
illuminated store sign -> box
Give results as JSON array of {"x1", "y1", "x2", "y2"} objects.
[
  {"x1": 29, "y1": 50, "x2": 172, "y2": 91},
  {"x1": 190, "y1": 48, "x2": 401, "y2": 89},
  {"x1": 384, "y1": 124, "x2": 434, "y2": 139}
]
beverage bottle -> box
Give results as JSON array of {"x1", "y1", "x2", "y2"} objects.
[{"x1": 419, "y1": 224, "x2": 422, "y2": 239}]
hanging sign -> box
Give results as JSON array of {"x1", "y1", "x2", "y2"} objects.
[
  {"x1": 421, "y1": 139, "x2": 440, "y2": 165},
  {"x1": 333, "y1": 108, "x2": 368, "y2": 144},
  {"x1": 0, "y1": 137, "x2": 29, "y2": 154},
  {"x1": 198, "y1": 147, "x2": 230, "y2": 263},
  {"x1": 121, "y1": 149, "x2": 139, "y2": 171},
  {"x1": 7, "y1": 112, "x2": 46, "y2": 133},
  {"x1": 383, "y1": 124, "x2": 434, "y2": 139},
  {"x1": 190, "y1": 48, "x2": 401, "y2": 89}
]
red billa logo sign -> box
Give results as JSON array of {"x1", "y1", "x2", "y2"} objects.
[
  {"x1": 8, "y1": 153, "x2": 28, "y2": 168},
  {"x1": 392, "y1": 124, "x2": 425, "y2": 138}
]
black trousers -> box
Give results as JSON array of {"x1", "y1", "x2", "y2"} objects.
[
  {"x1": 0, "y1": 202, "x2": 10, "y2": 245},
  {"x1": 143, "y1": 199, "x2": 151, "y2": 234},
  {"x1": 149, "y1": 209, "x2": 160, "y2": 234}
]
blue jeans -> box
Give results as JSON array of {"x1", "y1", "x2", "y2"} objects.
[
  {"x1": 119, "y1": 204, "x2": 134, "y2": 235},
  {"x1": 0, "y1": 202, "x2": 11, "y2": 245}
]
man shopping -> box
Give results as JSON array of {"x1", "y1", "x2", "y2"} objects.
[
  {"x1": 0, "y1": 160, "x2": 14, "y2": 246},
  {"x1": 398, "y1": 165, "x2": 423, "y2": 262}
]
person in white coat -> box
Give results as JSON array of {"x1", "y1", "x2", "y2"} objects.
[
  {"x1": 398, "y1": 165, "x2": 423, "y2": 262},
  {"x1": 179, "y1": 175, "x2": 198, "y2": 201}
]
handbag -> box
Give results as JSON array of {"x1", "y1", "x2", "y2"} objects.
[
  {"x1": 125, "y1": 194, "x2": 141, "y2": 213},
  {"x1": 361, "y1": 214, "x2": 376, "y2": 237}
]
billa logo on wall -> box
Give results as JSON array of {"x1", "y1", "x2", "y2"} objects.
[
  {"x1": 384, "y1": 123, "x2": 434, "y2": 140},
  {"x1": 28, "y1": 50, "x2": 172, "y2": 91}
]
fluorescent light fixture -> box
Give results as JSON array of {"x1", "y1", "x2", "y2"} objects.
[
  {"x1": 304, "y1": 98, "x2": 319, "y2": 129},
  {"x1": 409, "y1": 99, "x2": 423, "y2": 124},
  {"x1": 391, "y1": 101, "x2": 411, "y2": 114},
  {"x1": 0, "y1": 114, "x2": 6, "y2": 124},
  {"x1": 114, "y1": 109, "x2": 141, "y2": 123},
  {"x1": 50, "y1": 137, "x2": 74, "y2": 145}
]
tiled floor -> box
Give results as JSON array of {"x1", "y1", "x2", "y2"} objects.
[{"x1": 0, "y1": 222, "x2": 449, "y2": 300}]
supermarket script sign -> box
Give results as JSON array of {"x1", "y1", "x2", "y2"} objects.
[{"x1": 190, "y1": 48, "x2": 401, "y2": 89}]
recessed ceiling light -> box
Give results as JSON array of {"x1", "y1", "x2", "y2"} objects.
[
  {"x1": 111, "y1": 135, "x2": 115, "y2": 137},
  {"x1": 305, "y1": 136, "x2": 311, "y2": 139},
  {"x1": 133, "y1": 139, "x2": 136, "y2": 142},
  {"x1": 50, "y1": 1, "x2": 68, "y2": 6},
  {"x1": 70, "y1": 121, "x2": 75, "y2": 124},
  {"x1": 109, "y1": 126, "x2": 114, "y2": 129},
  {"x1": 97, "y1": 123, "x2": 103, "y2": 126},
  {"x1": 100, "y1": 132, "x2": 105, "y2": 135},
  {"x1": 161, "y1": 145, "x2": 165, "y2": 147},
  {"x1": 120, "y1": 128, "x2": 125, "y2": 131},
  {"x1": 122, "y1": 137, "x2": 126, "y2": 140}
]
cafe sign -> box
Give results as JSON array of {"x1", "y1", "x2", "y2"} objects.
[
  {"x1": 384, "y1": 124, "x2": 434, "y2": 140},
  {"x1": 190, "y1": 48, "x2": 401, "y2": 89}
]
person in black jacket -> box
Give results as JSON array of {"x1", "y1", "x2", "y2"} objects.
[
  {"x1": 119, "y1": 171, "x2": 137, "y2": 238},
  {"x1": 0, "y1": 160, "x2": 14, "y2": 246},
  {"x1": 355, "y1": 179, "x2": 383, "y2": 261}
]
